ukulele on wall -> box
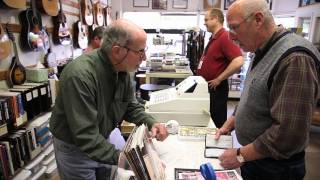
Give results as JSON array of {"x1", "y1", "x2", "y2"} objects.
[
  {"x1": 6, "y1": 25, "x2": 26, "y2": 86},
  {"x1": 53, "y1": 0, "x2": 72, "y2": 45},
  {"x1": 0, "y1": 24, "x2": 11, "y2": 60}
]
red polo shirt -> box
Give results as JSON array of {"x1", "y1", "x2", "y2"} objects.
[{"x1": 197, "y1": 28, "x2": 242, "y2": 81}]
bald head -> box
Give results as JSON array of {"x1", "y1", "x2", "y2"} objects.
[
  {"x1": 228, "y1": 0, "x2": 273, "y2": 24},
  {"x1": 101, "y1": 19, "x2": 147, "y2": 54},
  {"x1": 111, "y1": 19, "x2": 146, "y2": 43},
  {"x1": 226, "y1": 0, "x2": 277, "y2": 52}
]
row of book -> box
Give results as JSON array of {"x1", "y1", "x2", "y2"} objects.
[
  {"x1": 0, "y1": 113, "x2": 53, "y2": 179},
  {"x1": 0, "y1": 127, "x2": 41, "y2": 179},
  {"x1": 0, "y1": 82, "x2": 53, "y2": 137},
  {"x1": 13, "y1": 143, "x2": 56, "y2": 180}
]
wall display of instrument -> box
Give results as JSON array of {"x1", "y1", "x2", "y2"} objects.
[
  {"x1": 74, "y1": 0, "x2": 89, "y2": 49},
  {"x1": 36, "y1": 0, "x2": 59, "y2": 16},
  {"x1": 0, "y1": 0, "x2": 26, "y2": 8},
  {"x1": 52, "y1": 0, "x2": 72, "y2": 45},
  {"x1": 81, "y1": 0, "x2": 94, "y2": 26},
  {"x1": 93, "y1": 1, "x2": 104, "y2": 27},
  {"x1": 19, "y1": 0, "x2": 50, "y2": 51},
  {"x1": 5, "y1": 25, "x2": 26, "y2": 86},
  {"x1": 0, "y1": 24, "x2": 11, "y2": 60}
]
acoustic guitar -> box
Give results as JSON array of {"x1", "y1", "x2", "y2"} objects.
[
  {"x1": 81, "y1": 0, "x2": 94, "y2": 26},
  {"x1": 6, "y1": 25, "x2": 26, "y2": 87},
  {"x1": 0, "y1": 0, "x2": 26, "y2": 9},
  {"x1": 0, "y1": 24, "x2": 11, "y2": 60},
  {"x1": 19, "y1": 0, "x2": 49, "y2": 51},
  {"x1": 53, "y1": 0, "x2": 72, "y2": 45},
  {"x1": 36, "y1": 0, "x2": 59, "y2": 16},
  {"x1": 94, "y1": 1, "x2": 104, "y2": 27},
  {"x1": 74, "y1": 0, "x2": 88, "y2": 49}
]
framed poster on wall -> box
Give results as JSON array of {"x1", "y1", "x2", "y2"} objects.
[
  {"x1": 204, "y1": 0, "x2": 222, "y2": 9},
  {"x1": 223, "y1": 0, "x2": 236, "y2": 10},
  {"x1": 172, "y1": 0, "x2": 188, "y2": 9},
  {"x1": 133, "y1": 0, "x2": 149, "y2": 7},
  {"x1": 152, "y1": 0, "x2": 167, "y2": 10}
]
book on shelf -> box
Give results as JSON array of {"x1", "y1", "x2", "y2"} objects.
[
  {"x1": 204, "y1": 134, "x2": 233, "y2": 158},
  {"x1": 178, "y1": 126, "x2": 217, "y2": 140},
  {"x1": 174, "y1": 168, "x2": 242, "y2": 180},
  {"x1": 123, "y1": 124, "x2": 165, "y2": 180}
]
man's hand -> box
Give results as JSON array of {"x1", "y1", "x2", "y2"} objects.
[
  {"x1": 215, "y1": 115, "x2": 235, "y2": 140},
  {"x1": 215, "y1": 126, "x2": 229, "y2": 140},
  {"x1": 151, "y1": 123, "x2": 168, "y2": 141},
  {"x1": 219, "y1": 148, "x2": 242, "y2": 169},
  {"x1": 208, "y1": 78, "x2": 222, "y2": 90}
]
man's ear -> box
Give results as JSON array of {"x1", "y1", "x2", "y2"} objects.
[
  {"x1": 254, "y1": 12, "x2": 264, "y2": 28},
  {"x1": 112, "y1": 45, "x2": 126, "y2": 58}
]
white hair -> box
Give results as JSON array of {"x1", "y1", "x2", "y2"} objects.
[{"x1": 233, "y1": 0, "x2": 274, "y2": 24}]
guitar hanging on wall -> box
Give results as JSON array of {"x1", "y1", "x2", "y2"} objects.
[
  {"x1": 0, "y1": 24, "x2": 11, "y2": 60},
  {"x1": 0, "y1": 0, "x2": 26, "y2": 9},
  {"x1": 73, "y1": 0, "x2": 89, "y2": 49},
  {"x1": 104, "y1": 6, "x2": 113, "y2": 26},
  {"x1": 19, "y1": 0, "x2": 50, "y2": 51},
  {"x1": 52, "y1": 0, "x2": 72, "y2": 45},
  {"x1": 81, "y1": 0, "x2": 94, "y2": 26},
  {"x1": 6, "y1": 25, "x2": 26, "y2": 86},
  {"x1": 36, "y1": 0, "x2": 59, "y2": 16},
  {"x1": 94, "y1": 1, "x2": 104, "y2": 27}
]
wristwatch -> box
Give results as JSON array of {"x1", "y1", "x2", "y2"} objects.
[{"x1": 236, "y1": 148, "x2": 245, "y2": 163}]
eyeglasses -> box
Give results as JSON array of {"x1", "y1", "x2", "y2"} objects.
[
  {"x1": 228, "y1": 13, "x2": 253, "y2": 34},
  {"x1": 123, "y1": 46, "x2": 148, "y2": 58}
]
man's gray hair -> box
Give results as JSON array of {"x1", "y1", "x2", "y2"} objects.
[
  {"x1": 242, "y1": 0, "x2": 273, "y2": 23},
  {"x1": 100, "y1": 24, "x2": 132, "y2": 54}
]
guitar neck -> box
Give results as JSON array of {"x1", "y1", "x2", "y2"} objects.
[
  {"x1": 10, "y1": 37, "x2": 23, "y2": 67},
  {"x1": 79, "y1": 0, "x2": 83, "y2": 22},
  {"x1": 31, "y1": 0, "x2": 37, "y2": 17},
  {"x1": 59, "y1": 0, "x2": 63, "y2": 12}
]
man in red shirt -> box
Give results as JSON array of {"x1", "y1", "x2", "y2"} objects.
[{"x1": 197, "y1": 8, "x2": 243, "y2": 128}]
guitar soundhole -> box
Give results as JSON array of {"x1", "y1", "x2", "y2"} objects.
[{"x1": 14, "y1": 69, "x2": 25, "y2": 84}]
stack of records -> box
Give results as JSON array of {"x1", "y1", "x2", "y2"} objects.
[{"x1": 123, "y1": 124, "x2": 165, "y2": 180}]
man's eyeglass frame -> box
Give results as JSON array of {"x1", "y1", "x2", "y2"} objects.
[{"x1": 228, "y1": 13, "x2": 254, "y2": 34}]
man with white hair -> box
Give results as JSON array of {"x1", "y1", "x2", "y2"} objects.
[
  {"x1": 215, "y1": 0, "x2": 320, "y2": 179},
  {"x1": 50, "y1": 19, "x2": 168, "y2": 179}
]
